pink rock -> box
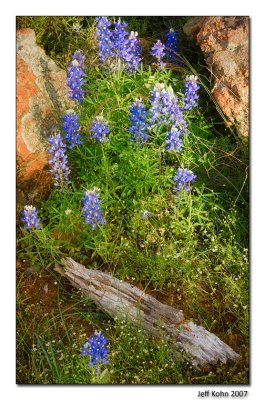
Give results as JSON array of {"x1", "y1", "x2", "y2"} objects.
[
  {"x1": 184, "y1": 17, "x2": 249, "y2": 137},
  {"x1": 16, "y1": 28, "x2": 74, "y2": 202}
]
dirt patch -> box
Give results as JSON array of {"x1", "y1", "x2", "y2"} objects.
[{"x1": 16, "y1": 259, "x2": 94, "y2": 338}]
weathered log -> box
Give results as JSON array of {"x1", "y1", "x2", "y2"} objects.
[{"x1": 56, "y1": 257, "x2": 240, "y2": 369}]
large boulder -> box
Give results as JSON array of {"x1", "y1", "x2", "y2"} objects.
[
  {"x1": 183, "y1": 17, "x2": 249, "y2": 138},
  {"x1": 16, "y1": 28, "x2": 73, "y2": 207}
]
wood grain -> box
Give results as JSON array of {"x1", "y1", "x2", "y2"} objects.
[{"x1": 56, "y1": 257, "x2": 240, "y2": 369}]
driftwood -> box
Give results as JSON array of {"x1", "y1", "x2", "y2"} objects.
[{"x1": 56, "y1": 257, "x2": 240, "y2": 369}]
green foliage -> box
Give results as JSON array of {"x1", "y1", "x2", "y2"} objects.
[
  {"x1": 17, "y1": 16, "x2": 249, "y2": 384},
  {"x1": 16, "y1": 16, "x2": 190, "y2": 68},
  {"x1": 16, "y1": 16, "x2": 97, "y2": 68}
]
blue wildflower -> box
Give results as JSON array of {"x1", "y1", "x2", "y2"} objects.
[
  {"x1": 72, "y1": 50, "x2": 85, "y2": 68},
  {"x1": 81, "y1": 331, "x2": 109, "y2": 374},
  {"x1": 96, "y1": 17, "x2": 113, "y2": 64},
  {"x1": 112, "y1": 19, "x2": 141, "y2": 72},
  {"x1": 149, "y1": 83, "x2": 188, "y2": 134},
  {"x1": 67, "y1": 51, "x2": 86, "y2": 102},
  {"x1": 165, "y1": 29, "x2": 180, "y2": 63},
  {"x1": 48, "y1": 132, "x2": 71, "y2": 190},
  {"x1": 96, "y1": 17, "x2": 141, "y2": 73},
  {"x1": 62, "y1": 110, "x2": 83, "y2": 148},
  {"x1": 151, "y1": 40, "x2": 166, "y2": 71},
  {"x1": 90, "y1": 116, "x2": 110, "y2": 143},
  {"x1": 113, "y1": 18, "x2": 128, "y2": 58},
  {"x1": 148, "y1": 83, "x2": 165, "y2": 129},
  {"x1": 111, "y1": 27, "x2": 141, "y2": 73},
  {"x1": 129, "y1": 98, "x2": 148, "y2": 144},
  {"x1": 165, "y1": 126, "x2": 184, "y2": 151},
  {"x1": 140, "y1": 210, "x2": 153, "y2": 219},
  {"x1": 123, "y1": 31, "x2": 142, "y2": 73},
  {"x1": 82, "y1": 188, "x2": 106, "y2": 230},
  {"x1": 173, "y1": 168, "x2": 197, "y2": 193},
  {"x1": 182, "y1": 75, "x2": 200, "y2": 111},
  {"x1": 162, "y1": 86, "x2": 188, "y2": 129},
  {"x1": 21, "y1": 205, "x2": 42, "y2": 229}
]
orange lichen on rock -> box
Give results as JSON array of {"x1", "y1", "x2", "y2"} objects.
[
  {"x1": 16, "y1": 56, "x2": 49, "y2": 181},
  {"x1": 16, "y1": 28, "x2": 74, "y2": 200},
  {"x1": 183, "y1": 17, "x2": 249, "y2": 137}
]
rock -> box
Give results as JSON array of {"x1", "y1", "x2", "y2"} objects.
[
  {"x1": 16, "y1": 28, "x2": 74, "y2": 204},
  {"x1": 183, "y1": 17, "x2": 207, "y2": 37},
  {"x1": 183, "y1": 17, "x2": 249, "y2": 138}
]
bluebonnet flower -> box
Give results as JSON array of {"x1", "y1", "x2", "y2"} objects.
[
  {"x1": 140, "y1": 210, "x2": 153, "y2": 219},
  {"x1": 182, "y1": 75, "x2": 200, "y2": 111},
  {"x1": 67, "y1": 51, "x2": 86, "y2": 102},
  {"x1": 129, "y1": 98, "x2": 148, "y2": 144},
  {"x1": 173, "y1": 168, "x2": 197, "y2": 193},
  {"x1": 162, "y1": 86, "x2": 188, "y2": 129},
  {"x1": 151, "y1": 40, "x2": 166, "y2": 71},
  {"x1": 96, "y1": 17, "x2": 114, "y2": 63},
  {"x1": 123, "y1": 31, "x2": 142, "y2": 73},
  {"x1": 81, "y1": 331, "x2": 109, "y2": 374},
  {"x1": 165, "y1": 126, "x2": 184, "y2": 151},
  {"x1": 113, "y1": 18, "x2": 128, "y2": 58},
  {"x1": 148, "y1": 83, "x2": 165, "y2": 129},
  {"x1": 148, "y1": 83, "x2": 188, "y2": 134},
  {"x1": 48, "y1": 132, "x2": 71, "y2": 190},
  {"x1": 90, "y1": 116, "x2": 110, "y2": 143},
  {"x1": 110, "y1": 29, "x2": 141, "y2": 73},
  {"x1": 96, "y1": 17, "x2": 141, "y2": 73},
  {"x1": 112, "y1": 19, "x2": 141, "y2": 72},
  {"x1": 62, "y1": 110, "x2": 83, "y2": 148},
  {"x1": 21, "y1": 205, "x2": 42, "y2": 229},
  {"x1": 165, "y1": 29, "x2": 180, "y2": 63},
  {"x1": 82, "y1": 188, "x2": 106, "y2": 230}
]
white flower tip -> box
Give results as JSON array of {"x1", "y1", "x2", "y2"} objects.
[
  {"x1": 24, "y1": 205, "x2": 35, "y2": 213},
  {"x1": 186, "y1": 75, "x2": 197, "y2": 82},
  {"x1": 167, "y1": 86, "x2": 174, "y2": 96},
  {"x1": 96, "y1": 115, "x2": 105, "y2": 122},
  {"x1": 135, "y1": 97, "x2": 143, "y2": 105},
  {"x1": 155, "y1": 82, "x2": 165, "y2": 91},
  {"x1": 85, "y1": 187, "x2": 100, "y2": 196}
]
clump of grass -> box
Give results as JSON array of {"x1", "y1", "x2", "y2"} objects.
[
  {"x1": 16, "y1": 282, "x2": 248, "y2": 385},
  {"x1": 17, "y1": 16, "x2": 249, "y2": 384},
  {"x1": 16, "y1": 16, "x2": 98, "y2": 68}
]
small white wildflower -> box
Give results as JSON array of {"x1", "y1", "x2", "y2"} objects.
[{"x1": 73, "y1": 22, "x2": 82, "y2": 33}]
